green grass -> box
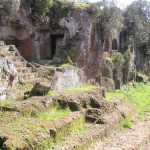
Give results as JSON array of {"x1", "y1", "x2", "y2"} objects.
[
  {"x1": 47, "y1": 90, "x2": 56, "y2": 95},
  {"x1": 74, "y1": 2, "x2": 90, "y2": 9},
  {"x1": 1, "y1": 100, "x2": 13, "y2": 107},
  {"x1": 120, "y1": 118, "x2": 134, "y2": 130},
  {"x1": 106, "y1": 83, "x2": 150, "y2": 115},
  {"x1": 47, "y1": 85, "x2": 97, "y2": 95},
  {"x1": 38, "y1": 107, "x2": 71, "y2": 121},
  {"x1": 73, "y1": 122, "x2": 84, "y2": 134},
  {"x1": 65, "y1": 85, "x2": 97, "y2": 92}
]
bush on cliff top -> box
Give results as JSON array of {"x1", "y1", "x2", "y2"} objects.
[
  {"x1": 56, "y1": 0, "x2": 100, "y2": 19},
  {"x1": 0, "y1": 0, "x2": 20, "y2": 23},
  {"x1": 26, "y1": 0, "x2": 54, "y2": 28}
]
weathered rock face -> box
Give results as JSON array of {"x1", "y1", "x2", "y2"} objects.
[
  {"x1": 0, "y1": 1, "x2": 103, "y2": 83},
  {"x1": 0, "y1": 1, "x2": 52, "y2": 62},
  {"x1": 55, "y1": 8, "x2": 102, "y2": 82},
  {"x1": 36, "y1": 64, "x2": 85, "y2": 90},
  {"x1": 0, "y1": 42, "x2": 18, "y2": 100},
  {"x1": 53, "y1": 65, "x2": 85, "y2": 89},
  {"x1": 0, "y1": 0, "x2": 149, "y2": 88},
  {"x1": 136, "y1": 48, "x2": 150, "y2": 75},
  {"x1": 101, "y1": 51, "x2": 137, "y2": 90}
]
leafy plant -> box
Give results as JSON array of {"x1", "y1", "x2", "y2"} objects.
[
  {"x1": 1, "y1": 100, "x2": 13, "y2": 107},
  {"x1": 120, "y1": 118, "x2": 133, "y2": 130},
  {"x1": 29, "y1": 0, "x2": 54, "y2": 28},
  {"x1": 86, "y1": 4, "x2": 100, "y2": 18},
  {"x1": 112, "y1": 52, "x2": 125, "y2": 67},
  {"x1": 56, "y1": 44, "x2": 77, "y2": 64}
]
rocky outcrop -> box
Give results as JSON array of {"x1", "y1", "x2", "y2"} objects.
[
  {"x1": 101, "y1": 51, "x2": 136, "y2": 90},
  {"x1": 0, "y1": 0, "x2": 149, "y2": 88},
  {"x1": 31, "y1": 82, "x2": 51, "y2": 95},
  {"x1": 0, "y1": 0, "x2": 52, "y2": 61},
  {"x1": 53, "y1": 65, "x2": 85, "y2": 89},
  {"x1": 36, "y1": 64, "x2": 85, "y2": 90},
  {"x1": 0, "y1": 42, "x2": 18, "y2": 100},
  {"x1": 53, "y1": 8, "x2": 102, "y2": 82},
  {"x1": 0, "y1": 1, "x2": 103, "y2": 83}
]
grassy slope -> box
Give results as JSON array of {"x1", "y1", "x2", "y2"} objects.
[{"x1": 106, "y1": 83, "x2": 150, "y2": 115}]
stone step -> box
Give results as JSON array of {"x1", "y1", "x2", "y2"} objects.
[
  {"x1": 13, "y1": 61, "x2": 27, "y2": 68},
  {"x1": 0, "y1": 110, "x2": 85, "y2": 150},
  {"x1": 52, "y1": 109, "x2": 124, "y2": 150},
  {"x1": 18, "y1": 73, "x2": 39, "y2": 81},
  {"x1": 17, "y1": 67, "x2": 32, "y2": 74}
]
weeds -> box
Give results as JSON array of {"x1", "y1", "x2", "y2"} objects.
[
  {"x1": 106, "y1": 83, "x2": 150, "y2": 115},
  {"x1": 38, "y1": 107, "x2": 71, "y2": 121},
  {"x1": 65, "y1": 85, "x2": 96, "y2": 92},
  {"x1": 1, "y1": 100, "x2": 13, "y2": 107},
  {"x1": 47, "y1": 85, "x2": 96, "y2": 95},
  {"x1": 120, "y1": 118, "x2": 133, "y2": 130}
]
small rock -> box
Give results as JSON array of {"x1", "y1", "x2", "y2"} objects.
[
  {"x1": 31, "y1": 82, "x2": 51, "y2": 95},
  {"x1": 0, "y1": 41, "x2": 4, "y2": 46}
]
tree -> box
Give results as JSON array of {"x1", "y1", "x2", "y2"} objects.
[
  {"x1": 97, "y1": 0, "x2": 123, "y2": 38},
  {"x1": 123, "y1": 0, "x2": 150, "y2": 48}
]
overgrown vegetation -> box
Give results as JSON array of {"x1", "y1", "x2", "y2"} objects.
[
  {"x1": 27, "y1": 0, "x2": 54, "y2": 28},
  {"x1": 46, "y1": 85, "x2": 97, "y2": 95},
  {"x1": 97, "y1": 0, "x2": 123, "y2": 38},
  {"x1": 106, "y1": 82, "x2": 150, "y2": 115},
  {"x1": 56, "y1": 44, "x2": 77, "y2": 64},
  {"x1": 112, "y1": 52, "x2": 125, "y2": 67},
  {"x1": 123, "y1": 49, "x2": 133, "y2": 84},
  {"x1": 38, "y1": 106, "x2": 71, "y2": 121},
  {"x1": 1, "y1": 100, "x2": 13, "y2": 107},
  {"x1": 120, "y1": 118, "x2": 134, "y2": 130},
  {"x1": 65, "y1": 85, "x2": 96, "y2": 92},
  {"x1": 123, "y1": 0, "x2": 150, "y2": 46},
  {"x1": 0, "y1": 0, "x2": 20, "y2": 23}
]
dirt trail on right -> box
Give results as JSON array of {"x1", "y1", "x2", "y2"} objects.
[{"x1": 87, "y1": 113, "x2": 150, "y2": 150}]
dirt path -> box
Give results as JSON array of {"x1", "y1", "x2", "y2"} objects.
[{"x1": 86, "y1": 113, "x2": 150, "y2": 150}]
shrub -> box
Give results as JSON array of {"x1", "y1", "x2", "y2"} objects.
[
  {"x1": 86, "y1": 4, "x2": 100, "y2": 18},
  {"x1": 0, "y1": 0, "x2": 20, "y2": 23},
  {"x1": 124, "y1": 49, "x2": 132, "y2": 73},
  {"x1": 29, "y1": 0, "x2": 54, "y2": 28},
  {"x1": 56, "y1": 44, "x2": 77, "y2": 64},
  {"x1": 120, "y1": 118, "x2": 133, "y2": 130},
  {"x1": 112, "y1": 52, "x2": 125, "y2": 67},
  {"x1": 59, "y1": 1, "x2": 74, "y2": 18},
  {"x1": 124, "y1": 49, "x2": 131, "y2": 62}
]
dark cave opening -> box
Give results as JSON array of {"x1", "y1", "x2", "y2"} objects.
[
  {"x1": 112, "y1": 39, "x2": 118, "y2": 50},
  {"x1": 51, "y1": 34, "x2": 64, "y2": 58},
  {"x1": 104, "y1": 38, "x2": 109, "y2": 52},
  {"x1": 4, "y1": 35, "x2": 20, "y2": 48}
]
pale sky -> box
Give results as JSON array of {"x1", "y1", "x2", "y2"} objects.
[{"x1": 88, "y1": 0, "x2": 147, "y2": 8}]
